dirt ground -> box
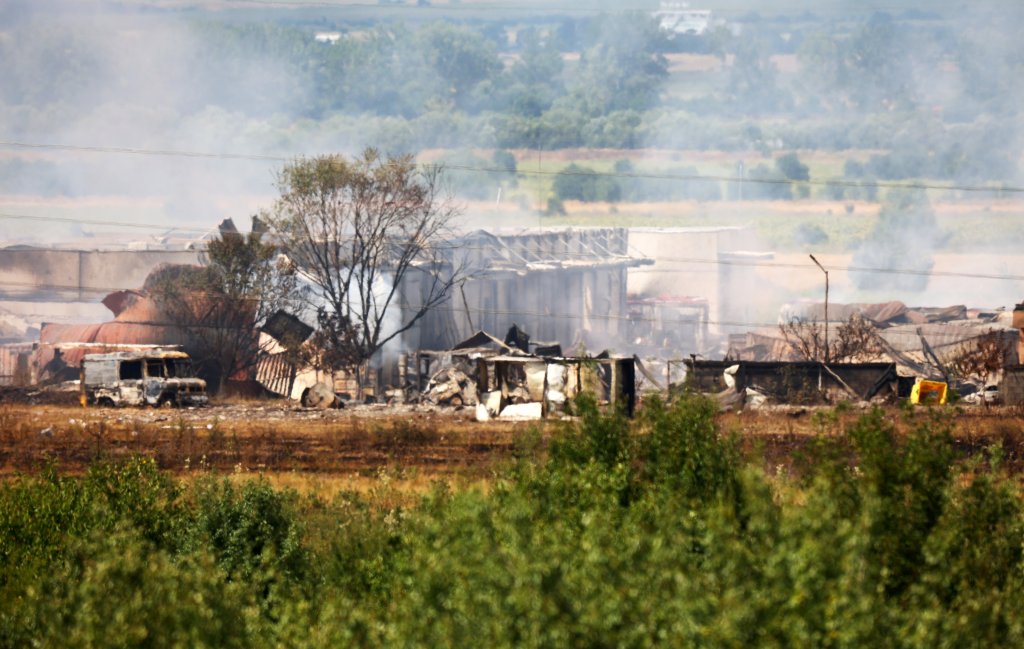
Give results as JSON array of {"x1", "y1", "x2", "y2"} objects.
[
  {"x1": 3, "y1": 397, "x2": 1024, "y2": 486},
  {"x1": 0, "y1": 399, "x2": 529, "y2": 479}
]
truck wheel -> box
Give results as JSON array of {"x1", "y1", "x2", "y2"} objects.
[{"x1": 157, "y1": 395, "x2": 177, "y2": 409}]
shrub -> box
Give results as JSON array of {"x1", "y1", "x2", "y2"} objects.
[
  {"x1": 187, "y1": 478, "x2": 308, "y2": 591},
  {"x1": 552, "y1": 163, "x2": 621, "y2": 202}
]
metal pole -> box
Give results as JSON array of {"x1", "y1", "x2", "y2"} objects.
[{"x1": 809, "y1": 254, "x2": 829, "y2": 364}]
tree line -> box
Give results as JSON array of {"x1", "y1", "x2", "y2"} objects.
[{"x1": 1, "y1": 10, "x2": 1020, "y2": 185}]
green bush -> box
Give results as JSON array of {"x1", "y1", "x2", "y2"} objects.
[
  {"x1": 4, "y1": 406, "x2": 1024, "y2": 646},
  {"x1": 5, "y1": 531, "x2": 257, "y2": 649},
  {"x1": 551, "y1": 163, "x2": 621, "y2": 202}
]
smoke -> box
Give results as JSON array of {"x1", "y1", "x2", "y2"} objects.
[
  {"x1": 3, "y1": 2, "x2": 1024, "y2": 327},
  {"x1": 0, "y1": 3, "x2": 337, "y2": 242}
]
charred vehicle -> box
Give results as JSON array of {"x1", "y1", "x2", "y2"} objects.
[{"x1": 80, "y1": 350, "x2": 208, "y2": 407}]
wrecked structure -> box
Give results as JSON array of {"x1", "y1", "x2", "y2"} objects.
[
  {"x1": 730, "y1": 301, "x2": 1018, "y2": 380},
  {"x1": 256, "y1": 321, "x2": 636, "y2": 419},
  {"x1": 628, "y1": 294, "x2": 710, "y2": 360},
  {"x1": 700, "y1": 300, "x2": 1019, "y2": 407},
  {"x1": 627, "y1": 227, "x2": 768, "y2": 341},
  {"x1": 251, "y1": 227, "x2": 658, "y2": 403},
  {"x1": 80, "y1": 349, "x2": 208, "y2": 407},
  {"x1": 33, "y1": 287, "x2": 196, "y2": 385},
  {"x1": 418, "y1": 328, "x2": 636, "y2": 420},
  {"x1": 0, "y1": 239, "x2": 204, "y2": 345},
  {"x1": 405, "y1": 228, "x2": 653, "y2": 353},
  {"x1": 990, "y1": 304, "x2": 1024, "y2": 406},
  {"x1": 685, "y1": 359, "x2": 906, "y2": 407}
]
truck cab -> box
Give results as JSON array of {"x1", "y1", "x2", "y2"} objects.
[{"x1": 80, "y1": 350, "x2": 208, "y2": 407}]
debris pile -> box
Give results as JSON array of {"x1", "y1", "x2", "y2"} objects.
[
  {"x1": 417, "y1": 324, "x2": 635, "y2": 420},
  {"x1": 425, "y1": 366, "x2": 478, "y2": 407}
]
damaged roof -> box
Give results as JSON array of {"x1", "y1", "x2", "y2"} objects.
[
  {"x1": 781, "y1": 300, "x2": 985, "y2": 327},
  {"x1": 456, "y1": 228, "x2": 653, "y2": 276}
]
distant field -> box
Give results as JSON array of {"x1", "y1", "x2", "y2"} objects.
[{"x1": 3, "y1": 145, "x2": 1021, "y2": 258}]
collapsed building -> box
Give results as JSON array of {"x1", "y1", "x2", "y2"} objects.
[
  {"x1": 730, "y1": 300, "x2": 1017, "y2": 374},
  {"x1": 992, "y1": 304, "x2": 1024, "y2": 406},
  {"x1": 417, "y1": 326, "x2": 636, "y2": 420},
  {"x1": 684, "y1": 360, "x2": 908, "y2": 407},
  {"x1": 3, "y1": 224, "x2": 774, "y2": 389},
  {"x1": 0, "y1": 237, "x2": 203, "y2": 332},
  {"x1": 404, "y1": 227, "x2": 653, "y2": 352},
  {"x1": 0, "y1": 229, "x2": 206, "y2": 387},
  {"x1": 708, "y1": 300, "x2": 1019, "y2": 406},
  {"x1": 32, "y1": 289, "x2": 198, "y2": 384},
  {"x1": 628, "y1": 228, "x2": 768, "y2": 333}
]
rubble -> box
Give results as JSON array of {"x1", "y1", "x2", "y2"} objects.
[
  {"x1": 417, "y1": 325, "x2": 636, "y2": 419},
  {"x1": 301, "y1": 382, "x2": 344, "y2": 409},
  {"x1": 690, "y1": 360, "x2": 904, "y2": 410},
  {"x1": 425, "y1": 366, "x2": 478, "y2": 407},
  {"x1": 498, "y1": 402, "x2": 543, "y2": 420}
]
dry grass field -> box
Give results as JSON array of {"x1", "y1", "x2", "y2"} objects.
[{"x1": 3, "y1": 399, "x2": 1024, "y2": 489}]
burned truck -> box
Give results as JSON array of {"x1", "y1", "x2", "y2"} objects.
[{"x1": 80, "y1": 350, "x2": 208, "y2": 407}]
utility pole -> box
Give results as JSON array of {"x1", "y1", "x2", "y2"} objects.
[{"x1": 809, "y1": 254, "x2": 829, "y2": 364}]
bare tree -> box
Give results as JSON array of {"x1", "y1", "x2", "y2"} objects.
[
  {"x1": 152, "y1": 220, "x2": 298, "y2": 392},
  {"x1": 947, "y1": 329, "x2": 1008, "y2": 386},
  {"x1": 780, "y1": 313, "x2": 884, "y2": 363},
  {"x1": 266, "y1": 148, "x2": 467, "y2": 383}
]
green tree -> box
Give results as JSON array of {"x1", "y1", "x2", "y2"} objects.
[
  {"x1": 491, "y1": 149, "x2": 518, "y2": 188},
  {"x1": 745, "y1": 163, "x2": 792, "y2": 200},
  {"x1": 569, "y1": 13, "x2": 668, "y2": 116},
  {"x1": 552, "y1": 163, "x2": 621, "y2": 202},
  {"x1": 726, "y1": 32, "x2": 787, "y2": 112},
  {"x1": 776, "y1": 152, "x2": 809, "y2": 181},
  {"x1": 416, "y1": 23, "x2": 502, "y2": 111},
  {"x1": 799, "y1": 14, "x2": 916, "y2": 112}
]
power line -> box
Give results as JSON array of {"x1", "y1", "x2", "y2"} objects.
[
  {"x1": 0, "y1": 212, "x2": 214, "y2": 234},
  {"x1": 170, "y1": 0, "x2": 1024, "y2": 14},
  {"x1": 0, "y1": 277, "x2": 1017, "y2": 335},
  {"x1": 222, "y1": 0, "x2": 616, "y2": 12},
  {"x1": 2, "y1": 139, "x2": 1022, "y2": 195},
  {"x1": 4, "y1": 211, "x2": 1024, "y2": 283}
]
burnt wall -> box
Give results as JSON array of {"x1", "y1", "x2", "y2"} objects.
[
  {"x1": 0, "y1": 249, "x2": 201, "y2": 301},
  {"x1": 684, "y1": 360, "x2": 900, "y2": 403},
  {"x1": 1003, "y1": 366, "x2": 1024, "y2": 406}
]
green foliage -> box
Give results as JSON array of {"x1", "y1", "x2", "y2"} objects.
[
  {"x1": 550, "y1": 392, "x2": 633, "y2": 472},
  {"x1": 745, "y1": 163, "x2": 793, "y2": 200},
  {"x1": 3, "y1": 10, "x2": 1021, "y2": 190},
  {"x1": 187, "y1": 478, "x2": 308, "y2": 586},
  {"x1": 435, "y1": 149, "x2": 494, "y2": 199},
  {"x1": 6, "y1": 531, "x2": 257, "y2": 649},
  {"x1": 0, "y1": 458, "x2": 183, "y2": 583},
  {"x1": 544, "y1": 196, "x2": 566, "y2": 216},
  {"x1": 637, "y1": 394, "x2": 738, "y2": 501},
  {"x1": 568, "y1": 13, "x2": 669, "y2": 116},
  {"x1": 551, "y1": 163, "x2": 621, "y2": 202},
  {"x1": 5, "y1": 407, "x2": 1024, "y2": 646},
  {"x1": 776, "y1": 152, "x2": 810, "y2": 181},
  {"x1": 795, "y1": 222, "x2": 829, "y2": 246}
]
